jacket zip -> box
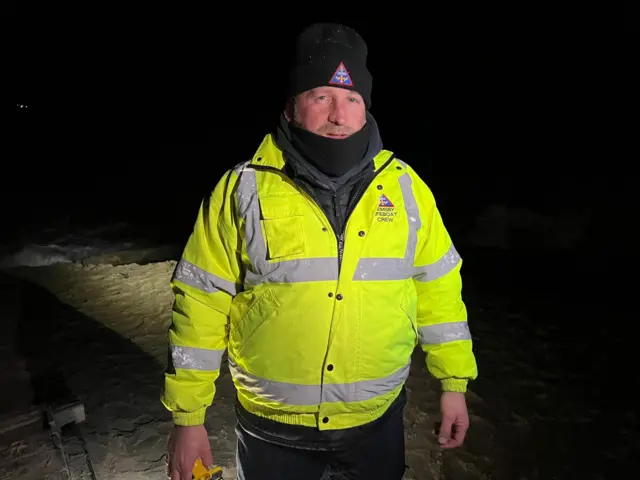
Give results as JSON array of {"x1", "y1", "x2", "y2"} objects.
[
  {"x1": 256, "y1": 155, "x2": 395, "y2": 275},
  {"x1": 337, "y1": 231, "x2": 345, "y2": 274},
  {"x1": 335, "y1": 154, "x2": 395, "y2": 274}
]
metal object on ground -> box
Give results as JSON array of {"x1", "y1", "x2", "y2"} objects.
[
  {"x1": 47, "y1": 404, "x2": 71, "y2": 479},
  {"x1": 47, "y1": 399, "x2": 98, "y2": 480},
  {"x1": 0, "y1": 399, "x2": 98, "y2": 479}
]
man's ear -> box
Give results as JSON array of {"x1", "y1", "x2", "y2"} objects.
[{"x1": 284, "y1": 97, "x2": 295, "y2": 122}]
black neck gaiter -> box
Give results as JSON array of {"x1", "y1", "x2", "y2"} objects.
[{"x1": 288, "y1": 122, "x2": 370, "y2": 178}]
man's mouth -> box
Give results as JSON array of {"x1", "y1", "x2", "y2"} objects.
[{"x1": 326, "y1": 133, "x2": 348, "y2": 138}]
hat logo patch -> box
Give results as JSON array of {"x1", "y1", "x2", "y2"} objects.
[{"x1": 329, "y1": 62, "x2": 354, "y2": 87}]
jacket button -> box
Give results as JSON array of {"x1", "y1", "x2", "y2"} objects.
[
  {"x1": 328, "y1": 292, "x2": 333, "y2": 297},
  {"x1": 336, "y1": 294, "x2": 343, "y2": 300},
  {"x1": 327, "y1": 364, "x2": 334, "y2": 371},
  {"x1": 377, "y1": 184, "x2": 383, "y2": 190},
  {"x1": 322, "y1": 417, "x2": 329, "y2": 423},
  {"x1": 358, "y1": 230, "x2": 365, "y2": 237},
  {"x1": 322, "y1": 227, "x2": 327, "y2": 232}
]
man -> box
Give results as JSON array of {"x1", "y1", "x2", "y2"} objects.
[{"x1": 162, "y1": 23, "x2": 478, "y2": 480}]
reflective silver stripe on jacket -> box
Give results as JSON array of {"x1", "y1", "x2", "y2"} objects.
[
  {"x1": 352, "y1": 160, "x2": 419, "y2": 281},
  {"x1": 233, "y1": 160, "x2": 460, "y2": 285},
  {"x1": 170, "y1": 345, "x2": 225, "y2": 371},
  {"x1": 234, "y1": 161, "x2": 338, "y2": 286},
  {"x1": 173, "y1": 258, "x2": 240, "y2": 295},
  {"x1": 414, "y1": 243, "x2": 461, "y2": 282},
  {"x1": 228, "y1": 356, "x2": 410, "y2": 405},
  {"x1": 418, "y1": 321, "x2": 472, "y2": 345}
]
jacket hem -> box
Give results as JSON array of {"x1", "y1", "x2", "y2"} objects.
[{"x1": 236, "y1": 388, "x2": 402, "y2": 430}]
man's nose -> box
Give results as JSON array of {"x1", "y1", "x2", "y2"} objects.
[{"x1": 328, "y1": 101, "x2": 347, "y2": 125}]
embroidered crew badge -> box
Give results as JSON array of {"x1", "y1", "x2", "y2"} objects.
[
  {"x1": 375, "y1": 194, "x2": 397, "y2": 223},
  {"x1": 378, "y1": 194, "x2": 394, "y2": 207},
  {"x1": 329, "y1": 62, "x2": 354, "y2": 86}
]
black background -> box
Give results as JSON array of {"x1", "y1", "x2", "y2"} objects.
[{"x1": 10, "y1": 4, "x2": 631, "y2": 252}]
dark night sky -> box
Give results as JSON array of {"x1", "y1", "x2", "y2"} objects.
[{"x1": 10, "y1": 5, "x2": 631, "y2": 250}]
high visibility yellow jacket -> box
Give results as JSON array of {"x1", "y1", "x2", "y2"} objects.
[{"x1": 161, "y1": 133, "x2": 478, "y2": 429}]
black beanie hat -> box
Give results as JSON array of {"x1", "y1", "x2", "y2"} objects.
[{"x1": 287, "y1": 23, "x2": 372, "y2": 108}]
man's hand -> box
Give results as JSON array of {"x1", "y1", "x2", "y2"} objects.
[
  {"x1": 438, "y1": 391, "x2": 469, "y2": 449},
  {"x1": 166, "y1": 424, "x2": 214, "y2": 479}
]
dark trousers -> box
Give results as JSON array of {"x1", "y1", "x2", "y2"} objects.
[{"x1": 235, "y1": 404, "x2": 407, "y2": 480}]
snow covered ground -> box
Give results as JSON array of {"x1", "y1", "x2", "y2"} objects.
[
  {"x1": 0, "y1": 219, "x2": 630, "y2": 479},
  {"x1": 0, "y1": 203, "x2": 593, "y2": 269},
  {"x1": 0, "y1": 222, "x2": 181, "y2": 269}
]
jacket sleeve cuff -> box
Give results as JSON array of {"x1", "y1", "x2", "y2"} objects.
[
  {"x1": 172, "y1": 408, "x2": 206, "y2": 426},
  {"x1": 441, "y1": 378, "x2": 468, "y2": 393}
]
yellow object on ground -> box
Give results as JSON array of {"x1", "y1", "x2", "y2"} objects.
[{"x1": 192, "y1": 458, "x2": 223, "y2": 480}]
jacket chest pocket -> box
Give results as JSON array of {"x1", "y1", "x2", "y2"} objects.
[
  {"x1": 259, "y1": 196, "x2": 306, "y2": 260},
  {"x1": 263, "y1": 216, "x2": 305, "y2": 259}
]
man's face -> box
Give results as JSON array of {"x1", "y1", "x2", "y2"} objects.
[{"x1": 286, "y1": 86, "x2": 366, "y2": 138}]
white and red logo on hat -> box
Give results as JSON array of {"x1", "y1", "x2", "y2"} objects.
[{"x1": 329, "y1": 62, "x2": 354, "y2": 87}]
